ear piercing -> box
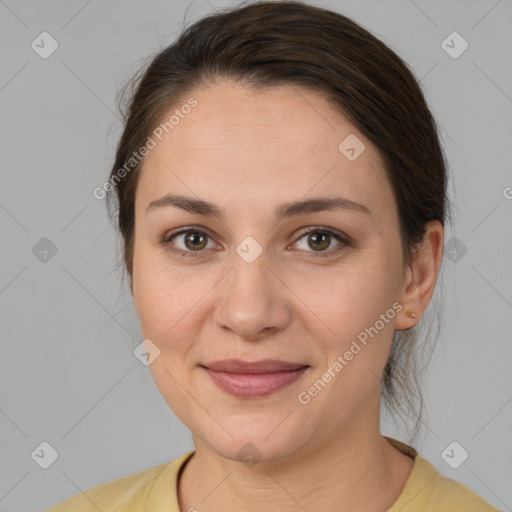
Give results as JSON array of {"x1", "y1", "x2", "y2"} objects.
[{"x1": 407, "y1": 312, "x2": 417, "y2": 318}]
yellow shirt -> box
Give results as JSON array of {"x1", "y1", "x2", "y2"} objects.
[{"x1": 45, "y1": 436, "x2": 500, "y2": 511}]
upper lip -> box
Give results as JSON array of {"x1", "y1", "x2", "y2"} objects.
[{"x1": 201, "y1": 359, "x2": 309, "y2": 374}]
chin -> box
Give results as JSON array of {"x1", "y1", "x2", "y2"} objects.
[{"x1": 197, "y1": 420, "x2": 308, "y2": 466}]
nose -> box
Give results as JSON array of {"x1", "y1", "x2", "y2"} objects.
[{"x1": 213, "y1": 249, "x2": 291, "y2": 340}]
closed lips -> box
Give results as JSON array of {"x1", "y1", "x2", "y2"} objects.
[
  {"x1": 201, "y1": 359, "x2": 309, "y2": 374},
  {"x1": 201, "y1": 361, "x2": 311, "y2": 398}
]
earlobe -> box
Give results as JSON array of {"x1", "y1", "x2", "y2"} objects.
[{"x1": 395, "y1": 220, "x2": 444, "y2": 330}]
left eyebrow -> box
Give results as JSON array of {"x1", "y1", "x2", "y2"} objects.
[
  {"x1": 274, "y1": 197, "x2": 371, "y2": 221},
  {"x1": 145, "y1": 194, "x2": 371, "y2": 220}
]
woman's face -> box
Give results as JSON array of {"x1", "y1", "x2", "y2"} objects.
[{"x1": 132, "y1": 81, "x2": 410, "y2": 463}]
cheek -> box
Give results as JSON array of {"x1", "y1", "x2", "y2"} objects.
[
  {"x1": 292, "y1": 261, "x2": 388, "y2": 333},
  {"x1": 131, "y1": 248, "x2": 213, "y2": 350},
  {"x1": 295, "y1": 256, "x2": 398, "y2": 377},
  {"x1": 134, "y1": 273, "x2": 189, "y2": 342},
  {"x1": 132, "y1": 245, "x2": 176, "y2": 338}
]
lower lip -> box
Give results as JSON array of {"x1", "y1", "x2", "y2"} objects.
[{"x1": 202, "y1": 366, "x2": 309, "y2": 398}]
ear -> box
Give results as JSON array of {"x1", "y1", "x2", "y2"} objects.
[{"x1": 395, "y1": 220, "x2": 444, "y2": 330}]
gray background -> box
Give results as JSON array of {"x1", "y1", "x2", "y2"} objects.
[{"x1": 1, "y1": 0, "x2": 511, "y2": 510}]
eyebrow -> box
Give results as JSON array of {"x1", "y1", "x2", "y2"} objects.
[{"x1": 145, "y1": 194, "x2": 371, "y2": 221}]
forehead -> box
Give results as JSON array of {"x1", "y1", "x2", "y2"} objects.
[{"x1": 136, "y1": 81, "x2": 393, "y2": 217}]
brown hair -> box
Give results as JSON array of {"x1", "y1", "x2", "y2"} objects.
[{"x1": 106, "y1": 0, "x2": 452, "y2": 443}]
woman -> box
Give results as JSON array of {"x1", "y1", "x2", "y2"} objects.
[{"x1": 46, "y1": 1, "x2": 500, "y2": 510}]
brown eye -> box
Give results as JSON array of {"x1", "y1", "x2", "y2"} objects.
[
  {"x1": 292, "y1": 227, "x2": 349, "y2": 258},
  {"x1": 183, "y1": 231, "x2": 208, "y2": 251},
  {"x1": 307, "y1": 231, "x2": 331, "y2": 251},
  {"x1": 164, "y1": 229, "x2": 216, "y2": 256}
]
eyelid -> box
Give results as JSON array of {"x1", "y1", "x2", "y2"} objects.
[
  {"x1": 289, "y1": 226, "x2": 349, "y2": 257},
  {"x1": 162, "y1": 226, "x2": 221, "y2": 257},
  {"x1": 293, "y1": 225, "x2": 349, "y2": 245}
]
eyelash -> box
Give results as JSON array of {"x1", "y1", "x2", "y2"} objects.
[{"x1": 160, "y1": 226, "x2": 351, "y2": 259}]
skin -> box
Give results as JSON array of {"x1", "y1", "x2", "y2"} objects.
[{"x1": 131, "y1": 80, "x2": 444, "y2": 511}]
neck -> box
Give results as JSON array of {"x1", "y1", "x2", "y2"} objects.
[{"x1": 177, "y1": 410, "x2": 414, "y2": 511}]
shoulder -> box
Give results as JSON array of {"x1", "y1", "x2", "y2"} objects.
[
  {"x1": 44, "y1": 451, "x2": 194, "y2": 512},
  {"x1": 43, "y1": 464, "x2": 167, "y2": 511},
  {"x1": 394, "y1": 454, "x2": 501, "y2": 511},
  {"x1": 424, "y1": 470, "x2": 502, "y2": 511},
  {"x1": 384, "y1": 437, "x2": 500, "y2": 512}
]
